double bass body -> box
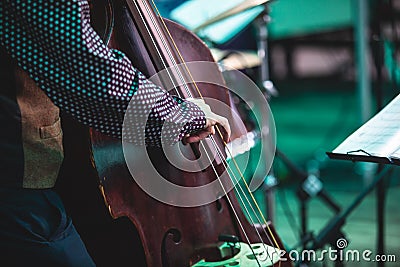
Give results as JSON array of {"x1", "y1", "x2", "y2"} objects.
[{"x1": 85, "y1": 0, "x2": 290, "y2": 266}]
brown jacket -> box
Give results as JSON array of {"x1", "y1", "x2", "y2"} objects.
[{"x1": 0, "y1": 50, "x2": 63, "y2": 188}]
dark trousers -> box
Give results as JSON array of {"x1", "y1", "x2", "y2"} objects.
[{"x1": 0, "y1": 188, "x2": 95, "y2": 267}]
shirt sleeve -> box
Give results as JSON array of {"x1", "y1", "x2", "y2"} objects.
[{"x1": 0, "y1": 0, "x2": 206, "y2": 146}]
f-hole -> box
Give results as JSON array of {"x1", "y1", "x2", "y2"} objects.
[{"x1": 161, "y1": 228, "x2": 182, "y2": 267}]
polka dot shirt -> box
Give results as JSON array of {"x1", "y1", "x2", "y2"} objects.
[{"x1": 0, "y1": 0, "x2": 206, "y2": 146}]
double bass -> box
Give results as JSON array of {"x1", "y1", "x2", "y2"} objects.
[{"x1": 60, "y1": 0, "x2": 292, "y2": 266}]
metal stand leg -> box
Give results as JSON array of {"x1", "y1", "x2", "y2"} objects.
[
  {"x1": 264, "y1": 174, "x2": 278, "y2": 224},
  {"x1": 377, "y1": 178, "x2": 386, "y2": 267},
  {"x1": 253, "y1": 5, "x2": 279, "y2": 223},
  {"x1": 309, "y1": 166, "x2": 392, "y2": 252},
  {"x1": 255, "y1": 6, "x2": 278, "y2": 98}
]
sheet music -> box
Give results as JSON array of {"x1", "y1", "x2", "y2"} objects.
[{"x1": 332, "y1": 94, "x2": 400, "y2": 159}]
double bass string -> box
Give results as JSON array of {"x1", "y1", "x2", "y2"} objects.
[
  {"x1": 223, "y1": 138, "x2": 282, "y2": 252},
  {"x1": 207, "y1": 138, "x2": 276, "y2": 263},
  {"x1": 149, "y1": 1, "x2": 282, "y2": 261},
  {"x1": 133, "y1": 2, "x2": 264, "y2": 264},
  {"x1": 145, "y1": 1, "x2": 282, "y2": 263},
  {"x1": 131, "y1": 0, "x2": 183, "y2": 92},
  {"x1": 132, "y1": 0, "x2": 280, "y2": 264},
  {"x1": 138, "y1": 0, "x2": 266, "y2": 260},
  {"x1": 197, "y1": 117, "x2": 280, "y2": 264},
  {"x1": 199, "y1": 145, "x2": 266, "y2": 266},
  {"x1": 143, "y1": 0, "x2": 270, "y2": 244},
  {"x1": 131, "y1": 0, "x2": 256, "y2": 245},
  {"x1": 145, "y1": 0, "x2": 283, "y2": 263}
]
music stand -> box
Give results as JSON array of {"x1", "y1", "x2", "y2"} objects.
[
  {"x1": 307, "y1": 166, "x2": 393, "y2": 267},
  {"x1": 327, "y1": 93, "x2": 400, "y2": 165},
  {"x1": 324, "y1": 93, "x2": 400, "y2": 265}
]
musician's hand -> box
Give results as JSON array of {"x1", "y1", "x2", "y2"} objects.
[{"x1": 182, "y1": 98, "x2": 231, "y2": 144}]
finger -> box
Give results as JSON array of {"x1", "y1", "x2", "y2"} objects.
[
  {"x1": 205, "y1": 118, "x2": 217, "y2": 128},
  {"x1": 197, "y1": 127, "x2": 214, "y2": 139},
  {"x1": 183, "y1": 127, "x2": 213, "y2": 144},
  {"x1": 184, "y1": 134, "x2": 205, "y2": 144},
  {"x1": 213, "y1": 115, "x2": 231, "y2": 142}
]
